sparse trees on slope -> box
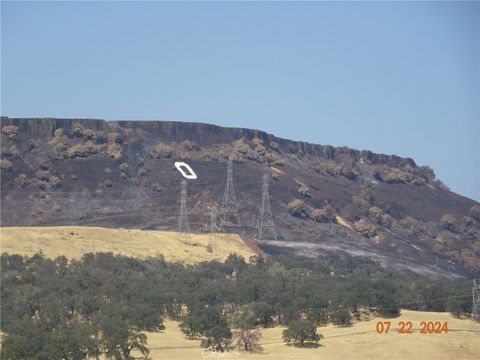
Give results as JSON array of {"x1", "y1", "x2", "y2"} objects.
[
  {"x1": 233, "y1": 328, "x2": 262, "y2": 353},
  {"x1": 180, "y1": 313, "x2": 204, "y2": 339},
  {"x1": 230, "y1": 305, "x2": 263, "y2": 353},
  {"x1": 282, "y1": 320, "x2": 322, "y2": 347}
]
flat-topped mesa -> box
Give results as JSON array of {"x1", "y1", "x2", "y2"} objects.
[
  {"x1": 0, "y1": 117, "x2": 417, "y2": 168},
  {"x1": 1, "y1": 116, "x2": 479, "y2": 276}
]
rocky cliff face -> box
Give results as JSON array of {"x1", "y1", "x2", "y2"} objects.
[{"x1": 1, "y1": 117, "x2": 479, "y2": 277}]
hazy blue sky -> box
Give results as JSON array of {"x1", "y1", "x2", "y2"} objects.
[{"x1": 1, "y1": 1, "x2": 479, "y2": 200}]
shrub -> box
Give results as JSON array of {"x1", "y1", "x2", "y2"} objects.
[
  {"x1": 104, "y1": 179, "x2": 113, "y2": 187},
  {"x1": 340, "y1": 165, "x2": 358, "y2": 180},
  {"x1": 472, "y1": 241, "x2": 480, "y2": 255},
  {"x1": 181, "y1": 140, "x2": 201, "y2": 151},
  {"x1": 318, "y1": 160, "x2": 342, "y2": 176},
  {"x1": 1, "y1": 125, "x2": 19, "y2": 141},
  {"x1": 35, "y1": 171, "x2": 60, "y2": 189},
  {"x1": 297, "y1": 185, "x2": 311, "y2": 197},
  {"x1": 462, "y1": 216, "x2": 475, "y2": 227},
  {"x1": 106, "y1": 143, "x2": 122, "y2": 160},
  {"x1": 380, "y1": 214, "x2": 393, "y2": 228},
  {"x1": 49, "y1": 176, "x2": 61, "y2": 189},
  {"x1": 72, "y1": 123, "x2": 85, "y2": 137},
  {"x1": 412, "y1": 176, "x2": 426, "y2": 185},
  {"x1": 232, "y1": 139, "x2": 257, "y2": 159},
  {"x1": 229, "y1": 138, "x2": 284, "y2": 165},
  {"x1": 288, "y1": 199, "x2": 309, "y2": 219},
  {"x1": 416, "y1": 165, "x2": 435, "y2": 184},
  {"x1": 3, "y1": 146, "x2": 20, "y2": 158},
  {"x1": 352, "y1": 195, "x2": 369, "y2": 213},
  {"x1": 264, "y1": 151, "x2": 285, "y2": 165},
  {"x1": 52, "y1": 203, "x2": 62, "y2": 212},
  {"x1": 310, "y1": 208, "x2": 328, "y2": 223},
  {"x1": 310, "y1": 206, "x2": 337, "y2": 223},
  {"x1": 282, "y1": 320, "x2": 322, "y2": 347},
  {"x1": 368, "y1": 206, "x2": 392, "y2": 227},
  {"x1": 119, "y1": 162, "x2": 129, "y2": 173},
  {"x1": 67, "y1": 141, "x2": 98, "y2": 158},
  {"x1": 440, "y1": 214, "x2": 458, "y2": 232},
  {"x1": 83, "y1": 129, "x2": 95, "y2": 140},
  {"x1": 252, "y1": 138, "x2": 267, "y2": 155},
  {"x1": 382, "y1": 167, "x2": 414, "y2": 184},
  {"x1": 433, "y1": 179, "x2": 450, "y2": 191},
  {"x1": 106, "y1": 132, "x2": 123, "y2": 144},
  {"x1": 14, "y1": 174, "x2": 29, "y2": 188},
  {"x1": 368, "y1": 206, "x2": 383, "y2": 220},
  {"x1": 469, "y1": 205, "x2": 480, "y2": 222},
  {"x1": 92, "y1": 131, "x2": 107, "y2": 144},
  {"x1": 1, "y1": 159, "x2": 12, "y2": 171},
  {"x1": 353, "y1": 219, "x2": 378, "y2": 238},
  {"x1": 228, "y1": 153, "x2": 243, "y2": 163},
  {"x1": 49, "y1": 129, "x2": 69, "y2": 154},
  {"x1": 37, "y1": 159, "x2": 49, "y2": 170},
  {"x1": 35, "y1": 170, "x2": 50, "y2": 181},
  {"x1": 176, "y1": 150, "x2": 191, "y2": 160},
  {"x1": 251, "y1": 137, "x2": 263, "y2": 146},
  {"x1": 150, "y1": 143, "x2": 173, "y2": 159}
]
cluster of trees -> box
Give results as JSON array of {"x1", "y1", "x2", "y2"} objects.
[{"x1": 1, "y1": 251, "x2": 473, "y2": 358}]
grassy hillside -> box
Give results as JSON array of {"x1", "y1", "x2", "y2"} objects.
[
  {"x1": 137, "y1": 310, "x2": 480, "y2": 360},
  {"x1": 0, "y1": 226, "x2": 260, "y2": 263}
]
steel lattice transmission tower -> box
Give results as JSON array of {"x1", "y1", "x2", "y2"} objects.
[
  {"x1": 473, "y1": 279, "x2": 480, "y2": 321},
  {"x1": 208, "y1": 209, "x2": 219, "y2": 253},
  {"x1": 255, "y1": 174, "x2": 277, "y2": 241},
  {"x1": 176, "y1": 180, "x2": 191, "y2": 242},
  {"x1": 221, "y1": 159, "x2": 241, "y2": 226}
]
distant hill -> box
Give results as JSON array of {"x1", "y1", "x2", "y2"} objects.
[{"x1": 1, "y1": 117, "x2": 479, "y2": 276}]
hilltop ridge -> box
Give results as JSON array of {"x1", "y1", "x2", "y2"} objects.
[{"x1": 1, "y1": 117, "x2": 479, "y2": 277}]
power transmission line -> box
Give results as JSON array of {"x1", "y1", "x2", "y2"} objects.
[
  {"x1": 473, "y1": 279, "x2": 480, "y2": 321},
  {"x1": 221, "y1": 159, "x2": 241, "y2": 226},
  {"x1": 255, "y1": 174, "x2": 277, "y2": 241},
  {"x1": 208, "y1": 208, "x2": 219, "y2": 253},
  {"x1": 176, "y1": 180, "x2": 191, "y2": 242}
]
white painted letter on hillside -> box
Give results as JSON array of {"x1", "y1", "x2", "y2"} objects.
[{"x1": 174, "y1": 162, "x2": 197, "y2": 180}]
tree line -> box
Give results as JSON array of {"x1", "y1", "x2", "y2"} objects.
[{"x1": 0, "y1": 251, "x2": 473, "y2": 359}]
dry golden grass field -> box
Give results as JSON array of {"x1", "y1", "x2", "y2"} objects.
[
  {"x1": 138, "y1": 310, "x2": 480, "y2": 360},
  {"x1": 0, "y1": 226, "x2": 259, "y2": 263}
]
